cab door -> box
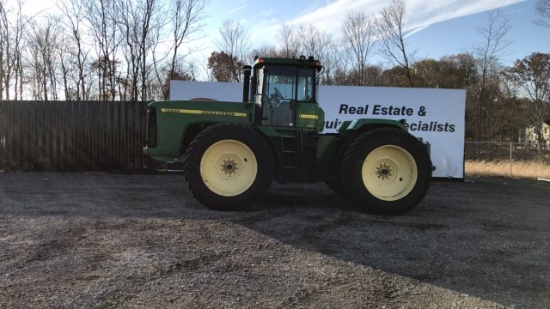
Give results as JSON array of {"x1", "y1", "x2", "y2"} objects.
[{"x1": 256, "y1": 66, "x2": 317, "y2": 128}]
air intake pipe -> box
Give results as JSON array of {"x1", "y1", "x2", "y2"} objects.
[{"x1": 242, "y1": 65, "x2": 252, "y2": 103}]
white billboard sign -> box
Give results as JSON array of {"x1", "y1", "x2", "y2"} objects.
[{"x1": 170, "y1": 81, "x2": 466, "y2": 178}]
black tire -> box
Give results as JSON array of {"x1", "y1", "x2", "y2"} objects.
[
  {"x1": 341, "y1": 127, "x2": 432, "y2": 215},
  {"x1": 182, "y1": 123, "x2": 273, "y2": 211},
  {"x1": 325, "y1": 138, "x2": 354, "y2": 196}
]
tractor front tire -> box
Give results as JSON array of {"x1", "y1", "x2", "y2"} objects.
[
  {"x1": 325, "y1": 138, "x2": 354, "y2": 196},
  {"x1": 341, "y1": 127, "x2": 432, "y2": 215},
  {"x1": 183, "y1": 123, "x2": 274, "y2": 211}
]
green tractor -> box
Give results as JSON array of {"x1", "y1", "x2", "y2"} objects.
[{"x1": 144, "y1": 56, "x2": 432, "y2": 215}]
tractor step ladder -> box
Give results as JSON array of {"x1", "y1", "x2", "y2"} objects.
[{"x1": 279, "y1": 134, "x2": 301, "y2": 182}]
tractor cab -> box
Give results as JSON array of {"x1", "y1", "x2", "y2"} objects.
[{"x1": 243, "y1": 56, "x2": 324, "y2": 131}]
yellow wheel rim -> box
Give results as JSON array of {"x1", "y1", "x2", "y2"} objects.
[
  {"x1": 362, "y1": 145, "x2": 418, "y2": 201},
  {"x1": 200, "y1": 140, "x2": 257, "y2": 197}
]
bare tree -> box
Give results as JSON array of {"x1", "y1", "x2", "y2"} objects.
[
  {"x1": 376, "y1": 0, "x2": 414, "y2": 87},
  {"x1": 0, "y1": 0, "x2": 11, "y2": 100},
  {"x1": 216, "y1": 19, "x2": 249, "y2": 62},
  {"x1": 57, "y1": 0, "x2": 91, "y2": 100},
  {"x1": 154, "y1": 0, "x2": 206, "y2": 100},
  {"x1": 341, "y1": 10, "x2": 376, "y2": 86},
  {"x1": 115, "y1": 0, "x2": 164, "y2": 101},
  {"x1": 295, "y1": 25, "x2": 329, "y2": 58},
  {"x1": 0, "y1": 0, "x2": 27, "y2": 100},
  {"x1": 82, "y1": 0, "x2": 120, "y2": 101},
  {"x1": 59, "y1": 37, "x2": 79, "y2": 100},
  {"x1": 295, "y1": 25, "x2": 336, "y2": 85},
  {"x1": 472, "y1": 9, "x2": 512, "y2": 140},
  {"x1": 27, "y1": 16, "x2": 63, "y2": 101},
  {"x1": 250, "y1": 44, "x2": 282, "y2": 59},
  {"x1": 273, "y1": 23, "x2": 337, "y2": 84},
  {"x1": 277, "y1": 23, "x2": 300, "y2": 58},
  {"x1": 497, "y1": 69, "x2": 528, "y2": 142},
  {"x1": 504, "y1": 53, "x2": 550, "y2": 153},
  {"x1": 330, "y1": 51, "x2": 353, "y2": 86},
  {"x1": 169, "y1": 0, "x2": 206, "y2": 67},
  {"x1": 212, "y1": 19, "x2": 249, "y2": 82},
  {"x1": 116, "y1": 0, "x2": 140, "y2": 101},
  {"x1": 1, "y1": 0, "x2": 209, "y2": 101},
  {"x1": 535, "y1": 0, "x2": 550, "y2": 27},
  {"x1": 320, "y1": 45, "x2": 346, "y2": 85}
]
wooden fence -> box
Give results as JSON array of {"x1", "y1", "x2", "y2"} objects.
[{"x1": 0, "y1": 101, "x2": 152, "y2": 171}]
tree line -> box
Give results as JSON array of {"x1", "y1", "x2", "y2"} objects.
[
  {"x1": 1, "y1": 0, "x2": 549, "y2": 143},
  {"x1": 0, "y1": 0, "x2": 207, "y2": 102}
]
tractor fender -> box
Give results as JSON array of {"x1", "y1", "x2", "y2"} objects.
[{"x1": 337, "y1": 118, "x2": 407, "y2": 133}]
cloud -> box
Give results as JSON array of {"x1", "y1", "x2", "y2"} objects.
[
  {"x1": 403, "y1": 25, "x2": 429, "y2": 39},
  {"x1": 261, "y1": 0, "x2": 525, "y2": 38},
  {"x1": 226, "y1": 4, "x2": 247, "y2": 16}
]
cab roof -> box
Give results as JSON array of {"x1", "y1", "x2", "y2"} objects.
[{"x1": 253, "y1": 56, "x2": 322, "y2": 69}]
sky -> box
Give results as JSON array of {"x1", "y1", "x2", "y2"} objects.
[
  {"x1": 18, "y1": 0, "x2": 550, "y2": 75},
  {"x1": 200, "y1": 0, "x2": 548, "y2": 65}
]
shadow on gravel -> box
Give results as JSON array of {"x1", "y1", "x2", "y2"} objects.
[
  {"x1": 1, "y1": 172, "x2": 549, "y2": 308},
  {"x1": 232, "y1": 179, "x2": 550, "y2": 309}
]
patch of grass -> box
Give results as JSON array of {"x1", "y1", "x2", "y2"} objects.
[{"x1": 465, "y1": 160, "x2": 550, "y2": 180}]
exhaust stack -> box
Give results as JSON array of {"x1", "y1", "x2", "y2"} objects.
[{"x1": 242, "y1": 65, "x2": 252, "y2": 103}]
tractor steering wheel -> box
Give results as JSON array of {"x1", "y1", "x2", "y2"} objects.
[
  {"x1": 274, "y1": 87, "x2": 284, "y2": 99},
  {"x1": 271, "y1": 87, "x2": 284, "y2": 107}
]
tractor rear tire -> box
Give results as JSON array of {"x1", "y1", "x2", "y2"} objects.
[
  {"x1": 183, "y1": 123, "x2": 274, "y2": 211},
  {"x1": 341, "y1": 127, "x2": 432, "y2": 215}
]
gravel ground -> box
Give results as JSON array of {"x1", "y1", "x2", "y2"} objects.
[{"x1": 0, "y1": 172, "x2": 549, "y2": 308}]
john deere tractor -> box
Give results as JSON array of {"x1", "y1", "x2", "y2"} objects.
[{"x1": 144, "y1": 56, "x2": 432, "y2": 215}]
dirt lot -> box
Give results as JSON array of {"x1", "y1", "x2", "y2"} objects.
[{"x1": 0, "y1": 172, "x2": 549, "y2": 308}]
